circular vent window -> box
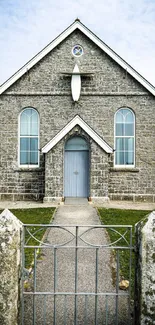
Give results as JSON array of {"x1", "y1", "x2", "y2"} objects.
[{"x1": 72, "y1": 45, "x2": 83, "y2": 57}]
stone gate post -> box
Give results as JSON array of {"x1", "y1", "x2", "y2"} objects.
[
  {"x1": 135, "y1": 211, "x2": 155, "y2": 324},
  {"x1": 0, "y1": 209, "x2": 23, "y2": 325}
]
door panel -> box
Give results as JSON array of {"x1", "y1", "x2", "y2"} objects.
[
  {"x1": 64, "y1": 150, "x2": 89, "y2": 197},
  {"x1": 76, "y1": 151, "x2": 89, "y2": 197},
  {"x1": 65, "y1": 151, "x2": 77, "y2": 197}
]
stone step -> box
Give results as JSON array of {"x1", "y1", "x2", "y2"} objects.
[{"x1": 65, "y1": 197, "x2": 88, "y2": 205}]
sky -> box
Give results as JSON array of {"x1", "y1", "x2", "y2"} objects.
[{"x1": 0, "y1": 0, "x2": 155, "y2": 86}]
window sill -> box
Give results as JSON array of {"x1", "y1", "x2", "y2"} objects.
[
  {"x1": 14, "y1": 167, "x2": 44, "y2": 172},
  {"x1": 110, "y1": 167, "x2": 139, "y2": 172}
]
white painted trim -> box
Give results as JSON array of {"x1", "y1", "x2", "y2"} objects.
[
  {"x1": 42, "y1": 115, "x2": 113, "y2": 153},
  {"x1": 0, "y1": 20, "x2": 155, "y2": 95}
]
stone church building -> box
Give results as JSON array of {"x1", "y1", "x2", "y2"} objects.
[{"x1": 0, "y1": 19, "x2": 155, "y2": 203}]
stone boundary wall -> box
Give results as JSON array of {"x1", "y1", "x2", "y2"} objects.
[
  {"x1": 0, "y1": 209, "x2": 23, "y2": 325},
  {"x1": 135, "y1": 211, "x2": 155, "y2": 324}
]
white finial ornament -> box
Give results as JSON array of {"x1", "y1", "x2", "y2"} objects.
[{"x1": 71, "y1": 64, "x2": 81, "y2": 102}]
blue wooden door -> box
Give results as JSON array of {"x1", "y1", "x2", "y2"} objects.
[{"x1": 64, "y1": 150, "x2": 89, "y2": 197}]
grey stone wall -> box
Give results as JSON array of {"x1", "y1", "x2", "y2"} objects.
[
  {"x1": 90, "y1": 141, "x2": 109, "y2": 200},
  {"x1": 135, "y1": 211, "x2": 155, "y2": 324},
  {"x1": 0, "y1": 29, "x2": 155, "y2": 201},
  {"x1": 44, "y1": 141, "x2": 64, "y2": 202},
  {"x1": 0, "y1": 209, "x2": 22, "y2": 325}
]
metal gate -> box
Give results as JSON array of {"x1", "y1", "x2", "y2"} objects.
[{"x1": 21, "y1": 224, "x2": 134, "y2": 325}]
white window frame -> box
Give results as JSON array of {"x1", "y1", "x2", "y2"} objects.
[
  {"x1": 18, "y1": 108, "x2": 40, "y2": 168},
  {"x1": 114, "y1": 108, "x2": 135, "y2": 168}
]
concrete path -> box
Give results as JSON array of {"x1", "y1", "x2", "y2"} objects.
[
  {"x1": 0, "y1": 199, "x2": 154, "y2": 210},
  {"x1": 24, "y1": 205, "x2": 130, "y2": 325}
]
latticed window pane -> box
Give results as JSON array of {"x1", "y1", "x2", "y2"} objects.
[
  {"x1": 20, "y1": 138, "x2": 29, "y2": 151},
  {"x1": 126, "y1": 110, "x2": 134, "y2": 122},
  {"x1": 20, "y1": 152, "x2": 28, "y2": 164},
  {"x1": 115, "y1": 111, "x2": 124, "y2": 123},
  {"x1": 125, "y1": 123, "x2": 134, "y2": 136},
  {"x1": 116, "y1": 138, "x2": 124, "y2": 151},
  {"x1": 30, "y1": 152, "x2": 38, "y2": 164},
  {"x1": 20, "y1": 138, "x2": 38, "y2": 151},
  {"x1": 125, "y1": 138, "x2": 134, "y2": 151},
  {"x1": 115, "y1": 151, "x2": 124, "y2": 165},
  {"x1": 116, "y1": 123, "x2": 124, "y2": 136},
  {"x1": 125, "y1": 151, "x2": 134, "y2": 165}
]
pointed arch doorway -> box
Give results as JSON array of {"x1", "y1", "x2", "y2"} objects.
[{"x1": 64, "y1": 136, "x2": 89, "y2": 198}]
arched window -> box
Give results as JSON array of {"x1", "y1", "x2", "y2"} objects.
[
  {"x1": 19, "y1": 108, "x2": 39, "y2": 166},
  {"x1": 115, "y1": 108, "x2": 135, "y2": 166}
]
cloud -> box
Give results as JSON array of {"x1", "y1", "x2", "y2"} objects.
[{"x1": 0, "y1": 0, "x2": 155, "y2": 86}]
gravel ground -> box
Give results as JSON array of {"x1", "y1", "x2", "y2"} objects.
[{"x1": 23, "y1": 205, "x2": 131, "y2": 325}]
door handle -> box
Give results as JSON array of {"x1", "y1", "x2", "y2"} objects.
[{"x1": 74, "y1": 171, "x2": 79, "y2": 175}]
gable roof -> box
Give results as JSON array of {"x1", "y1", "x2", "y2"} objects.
[
  {"x1": 42, "y1": 115, "x2": 113, "y2": 153},
  {"x1": 0, "y1": 19, "x2": 155, "y2": 96}
]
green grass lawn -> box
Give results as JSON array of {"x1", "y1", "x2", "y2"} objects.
[
  {"x1": 0, "y1": 207, "x2": 55, "y2": 268},
  {"x1": 98, "y1": 208, "x2": 150, "y2": 295}
]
